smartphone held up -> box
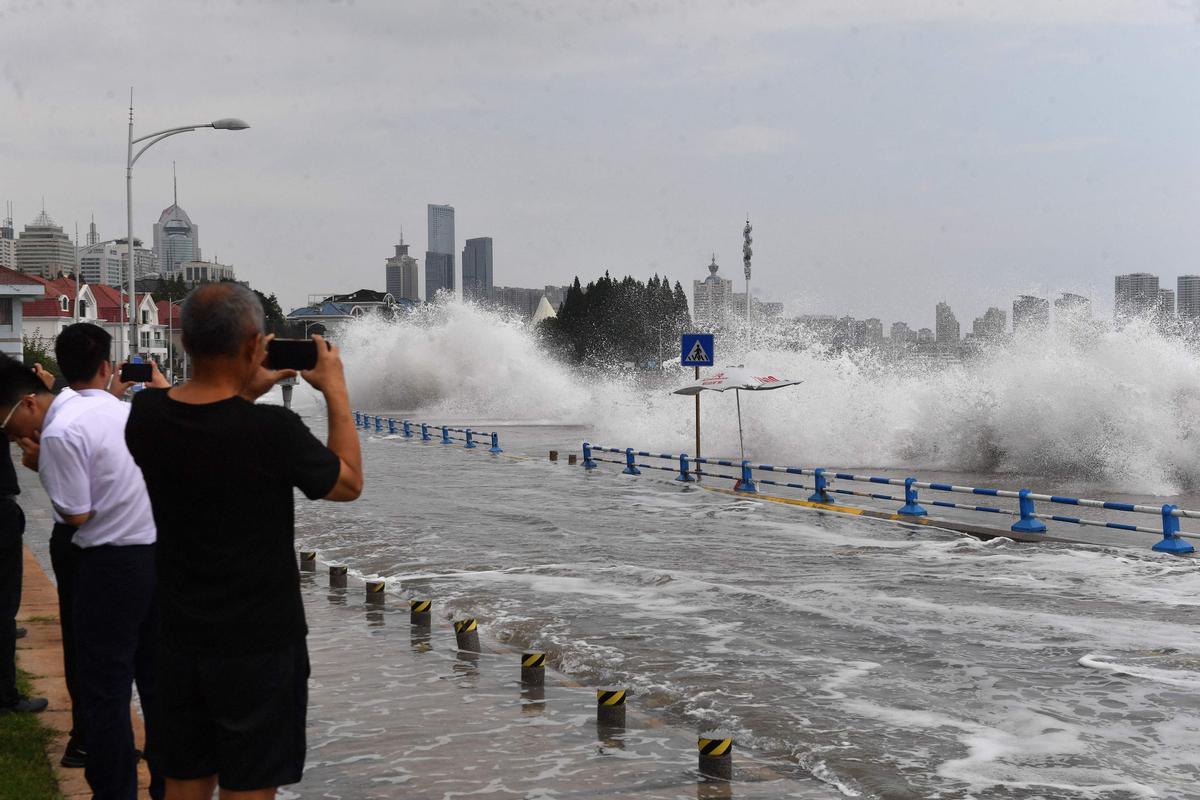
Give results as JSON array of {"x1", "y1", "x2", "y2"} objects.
[{"x1": 267, "y1": 338, "x2": 330, "y2": 371}]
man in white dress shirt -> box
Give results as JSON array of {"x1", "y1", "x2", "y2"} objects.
[{"x1": 2, "y1": 322, "x2": 167, "y2": 800}]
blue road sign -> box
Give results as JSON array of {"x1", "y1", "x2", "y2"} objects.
[{"x1": 681, "y1": 333, "x2": 715, "y2": 366}]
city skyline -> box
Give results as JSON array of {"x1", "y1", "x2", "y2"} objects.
[{"x1": 6, "y1": 2, "x2": 1200, "y2": 317}]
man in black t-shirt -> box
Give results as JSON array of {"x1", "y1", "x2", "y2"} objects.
[{"x1": 125, "y1": 283, "x2": 362, "y2": 799}]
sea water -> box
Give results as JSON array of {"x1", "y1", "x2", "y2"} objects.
[{"x1": 288, "y1": 302, "x2": 1200, "y2": 798}]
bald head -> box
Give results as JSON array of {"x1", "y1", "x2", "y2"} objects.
[{"x1": 181, "y1": 283, "x2": 265, "y2": 359}]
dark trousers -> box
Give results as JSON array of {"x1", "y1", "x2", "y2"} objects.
[
  {"x1": 75, "y1": 544, "x2": 163, "y2": 800},
  {"x1": 0, "y1": 498, "x2": 24, "y2": 708},
  {"x1": 49, "y1": 522, "x2": 83, "y2": 740}
]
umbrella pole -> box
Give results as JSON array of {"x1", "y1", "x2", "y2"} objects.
[{"x1": 736, "y1": 388, "x2": 745, "y2": 461}]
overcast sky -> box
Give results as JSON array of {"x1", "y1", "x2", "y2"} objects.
[{"x1": 4, "y1": 0, "x2": 1200, "y2": 328}]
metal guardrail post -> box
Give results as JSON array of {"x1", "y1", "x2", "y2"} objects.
[
  {"x1": 898, "y1": 477, "x2": 927, "y2": 516},
  {"x1": 1152, "y1": 504, "x2": 1195, "y2": 554},
  {"x1": 374, "y1": 416, "x2": 382, "y2": 432},
  {"x1": 735, "y1": 460, "x2": 758, "y2": 493},
  {"x1": 402, "y1": 420, "x2": 413, "y2": 438},
  {"x1": 353, "y1": 411, "x2": 360, "y2": 426},
  {"x1": 808, "y1": 468, "x2": 832, "y2": 503},
  {"x1": 582, "y1": 442, "x2": 597, "y2": 470},
  {"x1": 676, "y1": 453, "x2": 696, "y2": 482},
  {"x1": 465, "y1": 429, "x2": 476, "y2": 449},
  {"x1": 387, "y1": 418, "x2": 397, "y2": 435},
  {"x1": 1011, "y1": 489, "x2": 1046, "y2": 533},
  {"x1": 489, "y1": 432, "x2": 503, "y2": 454},
  {"x1": 441, "y1": 425, "x2": 452, "y2": 445},
  {"x1": 421, "y1": 422, "x2": 431, "y2": 441},
  {"x1": 623, "y1": 447, "x2": 641, "y2": 475}
]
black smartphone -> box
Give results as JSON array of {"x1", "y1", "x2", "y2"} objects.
[
  {"x1": 120, "y1": 362, "x2": 153, "y2": 383},
  {"x1": 267, "y1": 339, "x2": 327, "y2": 371}
]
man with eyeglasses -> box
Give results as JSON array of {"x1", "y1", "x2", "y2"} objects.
[
  {"x1": 0, "y1": 323, "x2": 168, "y2": 800},
  {"x1": 0, "y1": 360, "x2": 49, "y2": 719}
]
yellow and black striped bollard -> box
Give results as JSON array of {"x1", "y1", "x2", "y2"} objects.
[
  {"x1": 568, "y1": 453, "x2": 577, "y2": 465},
  {"x1": 410, "y1": 599, "x2": 431, "y2": 627},
  {"x1": 521, "y1": 652, "x2": 546, "y2": 686},
  {"x1": 329, "y1": 564, "x2": 348, "y2": 588},
  {"x1": 698, "y1": 735, "x2": 733, "y2": 781},
  {"x1": 454, "y1": 618, "x2": 480, "y2": 652},
  {"x1": 596, "y1": 688, "x2": 626, "y2": 729},
  {"x1": 365, "y1": 579, "x2": 386, "y2": 604},
  {"x1": 549, "y1": 450, "x2": 559, "y2": 462},
  {"x1": 299, "y1": 550, "x2": 316, "y2": 572}
]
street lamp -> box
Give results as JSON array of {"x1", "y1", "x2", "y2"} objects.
[{"x1": 126, "y1": 95, "x2": 248, "y2": 359}]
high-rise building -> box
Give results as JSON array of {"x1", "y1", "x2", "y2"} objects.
[
  {"x1": 15, "y1": 210, "x2": 77, "y2": 279},
  {"x1": 424, "y1": 253, "x2": 454, "y2": 302},
  {"x1": 890, "y1": 321, "x2": 915, "y2": 343},
  {"x1": 0, "y1": 203, "x2": 14, "y2": 270},
  {"x1": 1114, "y1": 273, "x2": 1159, "y2": 318},
  {"x1": 385, "y1": 232, "x2": 420, "y2": 302},
  {"x1": 153, "y1": 172, "x2": 200, "y2": 276},
  {"x1": 1054, "y1": 292, "x2": 1091, "y2": 318},
  {"x1": 692, "y1": 255, "x2": 732, "y2": 324},
  {"x1": 1178, "y1": 276, "x2": 1200, "y2": 321},
  {"x1": 116, "y1": 238, "x2": 154, "y2": 281},
  {"x1": 935, "y1": 301, "x2": 959, "y2": 345},
  {"x1": 863, "y1": 318, "x2": 884, "y2": 346},
  {"x1": 79, "y1": 242, "x2": 124, "y2": 286},
  {"x1": 462, "y1": 237, "x2": 493, "y2": 300},
  {"x1": 1158, "y1": 288, "x2": 1176, "y2": 320},
  {"x1": 972, "y1": 307, "x2": 1007, "y2": 339},
  {"x1": 425, "y1": 204, "x2": 455, "y2": 300},
  {"x1": 1013, "y1": 295, "x2": 1050, "y2": 333}
]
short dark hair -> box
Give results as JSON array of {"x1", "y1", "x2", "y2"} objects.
[
  {"x1": 56, "y1": 323, "x2": 112, "y2": 384},
  {"x1": 0, "y1": 355, "x2": 51, "y2": 409},
  {"x1": 181, "y1": 283, "x2": 265, "y2": 359}
]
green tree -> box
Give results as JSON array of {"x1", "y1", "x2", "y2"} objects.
[{"x1": 22, "y1": 333, "x2": 59, "y2": 377}]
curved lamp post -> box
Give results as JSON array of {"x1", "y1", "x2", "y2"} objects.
[{"x1": 126, "y1": 105, "x2": 248, "y2": 359}]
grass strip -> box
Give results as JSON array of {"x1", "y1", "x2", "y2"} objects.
[{"x1": 0, "y1": 669, "x2": 62, "y2": 800}]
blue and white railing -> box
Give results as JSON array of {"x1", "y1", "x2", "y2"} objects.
[
  {"x1": 579, "y1": 442, "x2": 1198, "y2": 556},
  {"x1": 353, "y1": 412, "x2": 502, "y2": 454}
]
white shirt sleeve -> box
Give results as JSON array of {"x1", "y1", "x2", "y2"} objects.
[{"x1": 39, "y1": 434, "x2": 93, "y2": 517}]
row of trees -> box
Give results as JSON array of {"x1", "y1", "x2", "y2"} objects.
[{"x1": 539, "y1": 272, "x2": 692, "y2": 366}]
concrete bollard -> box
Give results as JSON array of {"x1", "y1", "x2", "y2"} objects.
[
  {"x1": 568, "y1": 453, "x2": 577, "y2": 465},
  {"x1": 520, "y1": 685, "x2": 546, "y2": 715},
  {"x1": 329, "y1": 564, "x2": 348, "y2": 588},
  {"x1": 549, "y1": 450, "x2": 559, "y2": 462},
  {"x1": 521, "y1": 652, "x2": 546, "y2": 686},
  {"x1": 365, "y1": 579, "x2": 386, "y2": 604},
  {"x1": 409, "y1": 599, "x2": 432, "y2": 627},
  {"x1": 596, "y1": 689, "x2": 627, "y2": 729},
  {"x1": 298, "y1": 550, "x2": 317, "y2": 572},
  {"x1": 698, "y1": 735, "x2": 733, "y2": 781},
  {"x1": 454, "y1": 618, "x2": 480, "y2": 652}
]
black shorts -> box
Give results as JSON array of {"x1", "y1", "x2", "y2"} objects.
[{"x1": 160, "y1": 638, "x2": 310, "y2": 790}]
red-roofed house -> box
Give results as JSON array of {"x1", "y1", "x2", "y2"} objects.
[
  {"x1": 0, "y1": 265, "x2": 47, "y2": 358},
  {"x1": 23, "y1": 275, "x2": 166, "y2": 363}
]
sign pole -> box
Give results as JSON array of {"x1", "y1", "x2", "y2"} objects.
[{"x1": 694, "y1": 365, "x2": 701, "y2": 480}]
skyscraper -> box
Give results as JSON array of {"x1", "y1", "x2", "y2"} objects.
[
  {"x1": 935, "y1": 301, "x2": 959, "y2": 345},
  {"x1": 462, "y1": 237, "x2": 493, "y2": 300},
  {"x1": 971, "y1": 307, "x2": 1007, "y2": 339},
  {"x1": 15, "y1": 209, "x2": 76, "y2": 278},
  {"x1": 1054, "y1": 292, "x2": 1091, "y2": 318},
  {"x1": 1012, "y1": 295, "x2": 1050, "y2": 333},
  {"x1": 1178, "y1": 276, "x2": 1200, "y2": 321},
  {"x1": 1114, "y1": 273, "x2": 1159, "y2": 318},
  {"x1": 0, "y1": 203, "x2": 14, "y2": 270},
  {"x1": 385, "y1": 232, "x2": 420, "y2": 302},
  {"x1": 692, "y1": 255, "x2": 732, "y2": 325},
  {"x1": 153, "y1": 172, "x2": 200, "y2": 277},
  {"x1": 425, "y1": 204, "x2": 455, "y2": 301}
]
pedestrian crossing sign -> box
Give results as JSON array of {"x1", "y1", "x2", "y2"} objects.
[{"x1": 680, "y1": 333, "x2": 715, "y2": 366}]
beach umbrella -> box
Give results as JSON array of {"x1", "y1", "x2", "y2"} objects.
[{"x1": 672, "y1": 366, "x2": 801, "y2": 460}]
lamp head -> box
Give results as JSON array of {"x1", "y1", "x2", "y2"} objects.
[{"x1": 211, "y1": 118, "x2": 250, "y2": 130}]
